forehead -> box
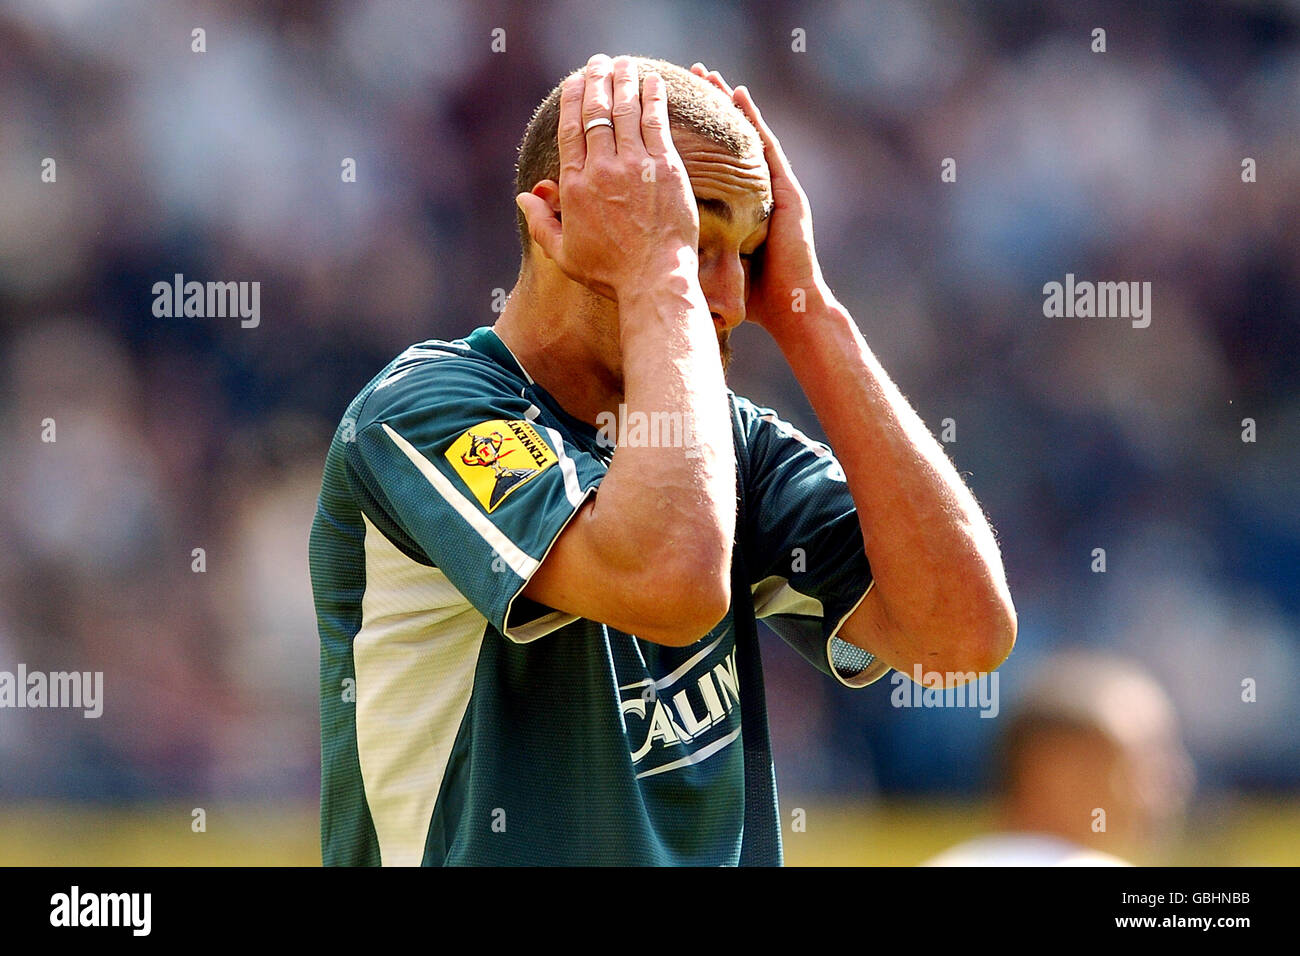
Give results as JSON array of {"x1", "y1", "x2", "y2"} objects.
[{"x1": 671, "y1": 128, "x2": 772, "y2": 227}]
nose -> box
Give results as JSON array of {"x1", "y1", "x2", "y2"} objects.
[{"x1": 698, "y1": 251, "x2": 746, "y2": 334}]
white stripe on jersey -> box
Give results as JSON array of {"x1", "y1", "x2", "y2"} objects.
[
  {"x1": 635, "y1": 724, "x2": 743, "y2": 780},
  {"x1": 522, "y1": 405, "x2": 585, "y2": 509},
  {"x1": 542, "y1": 424, "x2": 584, "y2": 508},
  {"x1": 354, "y1": 513, "x2": 486, "y2": 866}
]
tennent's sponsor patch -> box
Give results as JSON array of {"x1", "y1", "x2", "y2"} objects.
[{"x1": 445, "y1": 419, "x2": 558, "y2": 512}]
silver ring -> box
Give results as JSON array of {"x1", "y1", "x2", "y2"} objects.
[{"x1": 583, "y1": 117, "x2": 614, "y2": 134}]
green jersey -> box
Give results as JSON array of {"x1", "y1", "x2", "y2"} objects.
[{"x1": 310, "y1": 326, "x2": 884, "y2": 866}]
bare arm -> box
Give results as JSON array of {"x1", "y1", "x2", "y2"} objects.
[
  {"x1": 693, "y1": 66, "x2": 1015, "y2": 675},
  {"x1": 515, "y1": 56, "x2": 735, "y2": 647},
  {"x1": 771, "y1": 297, "x2": 1015, "y2": 677},
  {"x1": 524, "y1": 277, "x2": 736, "y2": 647}
]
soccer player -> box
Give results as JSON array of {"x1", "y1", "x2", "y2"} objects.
[
  {"x1": 925, "y1": 652, "x2": 1193, "y2": 866},
  {"x1": 310, "y1": 54, "x2": 1017, "y2": 866}
]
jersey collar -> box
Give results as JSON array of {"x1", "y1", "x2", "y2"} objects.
[
  {"x1": 465, "y1": 326, "x2": 534, "y2": 384},
  {"x1": 464, "y1": 326, "x2": 604, "y2": 446}
]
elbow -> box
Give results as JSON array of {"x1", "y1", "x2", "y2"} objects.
[
  {"x1": 970, "y1": 602, "x2": 1017, "y2": 675},
  {"x1": 629, "y1": 543, "x2": 732, "y2": 647},
  {"x1": 982, "y1": 581, "x2": 1019, "y2": 671},
  {"x1": 893, "y1": 584, "x2": 1016, "y2": 678},
  {"x1": 936, "y1": 594, "x2": 1018, "y2": 676}
]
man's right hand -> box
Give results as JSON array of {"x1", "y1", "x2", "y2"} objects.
[
  {"x1": 516, "y1": 54, "x2": 701, "y2": 303},
  {"x1": 515, "y1": 55, "x2": 735, "y2": 648}
]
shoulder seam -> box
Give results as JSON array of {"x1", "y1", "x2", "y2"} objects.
[{"x1": 355, "y1": 343, "x2": 526, "y2": 428}]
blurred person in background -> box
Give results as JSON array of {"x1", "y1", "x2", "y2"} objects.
[{"x1": 926, "y1": 652, "x2": 1193, "y2": 866}]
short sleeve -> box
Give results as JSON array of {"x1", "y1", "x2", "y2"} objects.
[
  {"x1": 735, "y1": 395, "x2": 888, "y2": 687},
  {"x1": 347, "y1": 349, "x2": 606, "y2": 642}
]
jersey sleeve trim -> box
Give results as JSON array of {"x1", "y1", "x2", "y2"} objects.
[
  {"x1": 752, "y1": 575, "x2": 889, "y2": 688},
  {"x1": 500, "y1": 484, "x2": 597, "y2": 644},
  {"x1": 751, "y1": 575, "x2": 824, "y2": 618},
  {"x1": 824, "y1": 579, "x2": 891, "y2": 688}
]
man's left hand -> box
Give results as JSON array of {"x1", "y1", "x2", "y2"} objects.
[{"x1": 690, "y1": 62, "x2": 834, "y2": 337}]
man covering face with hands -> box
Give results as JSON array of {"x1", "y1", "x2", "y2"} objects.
[{"x1": 311, "y1": 54, "x2": 1016, "y2": 866}]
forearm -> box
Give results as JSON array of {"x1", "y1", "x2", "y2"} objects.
[
  {"x1": 589, "y1": 258, "x2": 736, "y2": 587},
  {"x1": 768, "y1": 294, "x2": 1015, "y2": 672}
]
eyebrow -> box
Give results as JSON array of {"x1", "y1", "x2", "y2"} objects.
[
  {"x1": 693, "y1": 195, "x2": 775, "y2": 225},
  {"x1": 694, "y1": 196, "x2": 732, "y2": 223}
]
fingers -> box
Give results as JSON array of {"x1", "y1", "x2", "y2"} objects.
[
  {"x1": 706, "y1": 69, "x2": 733, "y2": 97},
  {"x1": 581, "y1": 54, "x2": 616, "y2": 154},
  {"x1": 516, "y1": 187, "x2": 563, "y2": 262},
  {"x1": 556, "y1": 72, "x2": 587, "y2": 172},
  {"x1": 610, "y1": 56, "x2": 642, "y2": 154},
  {"x1": 688, "y1": 64, "x2": 789, "y2": 175},
  {"x1": 690, "y1": 61, "x2": 734, "y2": 97},
  {"x1": 732, "y1": 84, "x2": 790, "y2": 169},
  {"x1": 639, "y1": 71, "x2": 673, "y2": 157}
]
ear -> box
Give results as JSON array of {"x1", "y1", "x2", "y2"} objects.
[
  {"x1": 516, "y1": 179, "x2": 564, "y2": 262},
  {"x1": 532, "y1": 179, "x2": 561, "y2": 218}
]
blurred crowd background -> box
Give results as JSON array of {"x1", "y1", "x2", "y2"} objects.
[{"x1": 1, "y1": 0, "x2": 1297, "y2": 864}]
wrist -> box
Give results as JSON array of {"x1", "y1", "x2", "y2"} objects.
[
  {"x1": 616, "y1": 258, "x2": 709, "y2": 324},
  {"x1": 762, "y1": 279, "x2": 843, "y2": 343},
  {"x1": 615, "y1": 246, "x2": 700, "y2": 301}
]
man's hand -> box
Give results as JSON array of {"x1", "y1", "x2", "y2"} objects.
[
  {"x1": 517, "y1": 55, "x2": 701, "y2": 304},
  {"x1": 690, "y1": 62, "x2": 830, "y2": 335}
]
